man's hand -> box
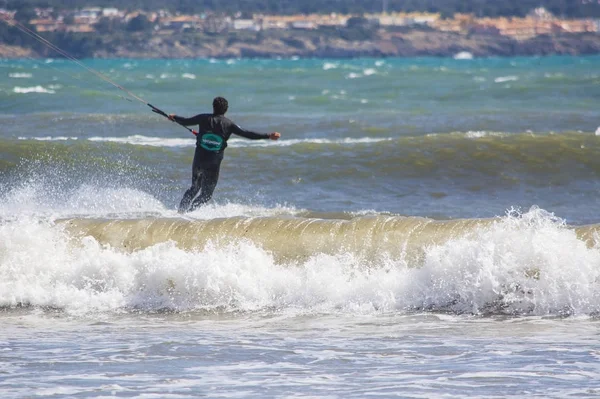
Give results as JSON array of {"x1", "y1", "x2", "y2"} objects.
[
  {"x1": 269, "y1": 132, "x2": 281, "y2": 140},
  {"x1": 168, "y1": 114, "x2": 176, "y2": 122}
]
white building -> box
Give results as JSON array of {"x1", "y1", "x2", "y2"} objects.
[
  {"x1": 291, "y1": 21, "x2": 316, "y2": 29},
  {"x1": 102, "y1": 8, "x2": 121, "y2": 18},
  {"x1": 233, "y1": 19, "x2": 260, "y2": 31}
]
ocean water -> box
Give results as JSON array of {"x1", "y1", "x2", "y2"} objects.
[{"x1": 1, "y1": 55, "x2": 600, "y2": 398}]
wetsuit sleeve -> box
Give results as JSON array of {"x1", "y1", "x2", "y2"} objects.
[
  {"x1": 172, "y1": 114, "x2": 203, "y2": 127},
  {"x1": 230, "y1": 123, "x2": 270, "y2": 140}
]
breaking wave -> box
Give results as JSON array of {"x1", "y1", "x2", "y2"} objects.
[{"x1": 1, "y1": 207, "x2": 600, "y2": 317}]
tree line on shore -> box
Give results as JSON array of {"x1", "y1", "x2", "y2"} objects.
[{"x1": 3, "y1": 0, "x2": 600, "y2": 18}]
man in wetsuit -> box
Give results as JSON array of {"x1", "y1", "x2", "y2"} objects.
[{"x1": 169, "y1": 96, "x2": 281, "y2": 213}]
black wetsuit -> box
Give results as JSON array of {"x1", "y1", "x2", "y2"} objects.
[{"x1": 173, "y1": 113, "x2": 271, "y2": 213}]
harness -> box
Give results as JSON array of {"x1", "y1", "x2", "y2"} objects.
[{"x1": 199, "y1": 132, "x2": 224, "y2": 152}]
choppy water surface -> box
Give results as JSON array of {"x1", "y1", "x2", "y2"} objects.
[{"x1": 1, "y1": 56, "x2": 600, "y2": 398}]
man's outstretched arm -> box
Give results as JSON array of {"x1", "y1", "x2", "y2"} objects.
[{"x1": 232, "y1": 123, "x2": 281, "y2": 140}]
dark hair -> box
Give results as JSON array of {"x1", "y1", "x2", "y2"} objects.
[{"x1": 212, "y1": 97, "x2": 228, "y2": 115}]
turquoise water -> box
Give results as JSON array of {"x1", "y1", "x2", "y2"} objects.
[
  {"x1": 1, "y1": 56, "x2": 600, "y2": 398},
  {"x1": 2, "y1": 56, "x2": 600, "y2": 222}
]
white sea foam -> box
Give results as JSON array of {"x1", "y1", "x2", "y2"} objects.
[
  {"x1": 182, "y1": 73, "x2": 196, "y2": 79},
  {"x1": 495, "y1": 76, "x2": 519, "y2": 83},
  {"x1": 229, "y1": 137, "x2": 394, "y2": 147},
  {"x1": 0, "y1": 183, "x2": 168, "y2": 220},
  {"x1": 346, "y1": 72, "x2": 362, "y2": 79},
  {"x1": 18, "y1": 136, "x2": 78, "y2": 141},
  {"x1": 454, "y1": 51, "x2": 474, "y2": 60},
  {"x1": 427, "y1": 131, "x2": 508, "y2": 139},
  {"x1": 464, "y1": 131, "x2": 508, "y2": 139},
  {"x1": 88, "y1": 135, "x2": 194, "y2": 147},
  {"x1": 13, "y1": 86, "x2": 55, "y2": 94},
  {"x1": 9, "y1": 73, "x2": 33, "y2": 78},
  {"x1": 323, "y1": 62, "x2": 338, "y2": 70},
  {"x1": 0, "y1": 207, "x2": 599, "y2": 316},
  {"x1": 363, "y1": 68, "x2": 377, "y2": 76}
]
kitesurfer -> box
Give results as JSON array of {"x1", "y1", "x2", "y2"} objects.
[{"x1": 169, "y1": 96, "x2": 281, "y2": 213}]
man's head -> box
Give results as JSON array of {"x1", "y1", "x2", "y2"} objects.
[{"x1": 212, "y1": 97, "x2": 228, "y2": 115}]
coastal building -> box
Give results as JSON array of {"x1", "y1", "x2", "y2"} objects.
[
  {"x1": 161, "y1": 15, "x2": 203, "y2": 31},
  {"x1": 233, "y1": 19, "x2": 260, "y2": 31},
  {"x1": 433, "y1": 12, "x2": 599, "y2": 39},
  {"x1": 102, "y1": 8, "x2": 122, "y2": 18},
  {"x1": 74, "y1": 7, "x2": 102, "y2": 22},
  {"x1": 259, "y1": 18, "x2": 287, "y2": 30},
  {"x1": 65, "y1": 24, "x2": 94, "y2": 33},
  {"x1": 256, "y1": 14, "x2": 347, "y2": 30},
  {"x1": 375, "y1": 12, "x2": 439, "y2": 27},
  {"x1": 30, "y1": 18, "x2": 63, "y2": 32},
  {"x1": 291, "y1": 20, "x2": 316, "y2": 30},
  {"x1": 33, "y1": 8, "x2": 54, "y2": 19},
  {"x1": 16, "y1": 6, "x2": 600, "y2": 39}
]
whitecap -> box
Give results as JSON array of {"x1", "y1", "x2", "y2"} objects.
[
  {"x1": 363, "y1": 68, "x2": 376, "y2": 76},
  {"x1": 8, "y1": 73, "x2": 32, "y2": 78},
  {"x1": 13, "y1": 86, "x2": 55, "y2": 94},
  {"x1": 182, "y1": 73, "x2": 196, "y2": 79},
  {"x1": 454, "y1": 51, "x2": 474, "y2": 60},
  {"x1": 18, "y1": 136, "x2": 78, "y2": 141},
  {"x1": 323, "y1": 62, "x2": 338, "y2": 70},
  {"x1": 495, "y1": 76, "x2": 519, "y2": 83},
  {"x1": 88, "y1": 135, "x2": 194, "y2": 147},
  {"x1": 228, "y1": 137, "x2": 394, "y2": 148}
]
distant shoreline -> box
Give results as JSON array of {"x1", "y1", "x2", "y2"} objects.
[{"x1": 3, "y1": 29, "x2": 600, "y2": 60}]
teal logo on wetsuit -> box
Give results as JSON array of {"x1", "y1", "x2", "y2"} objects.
[{"x1": 200, "y1": 133, "x2": 224, "y2": 152}]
